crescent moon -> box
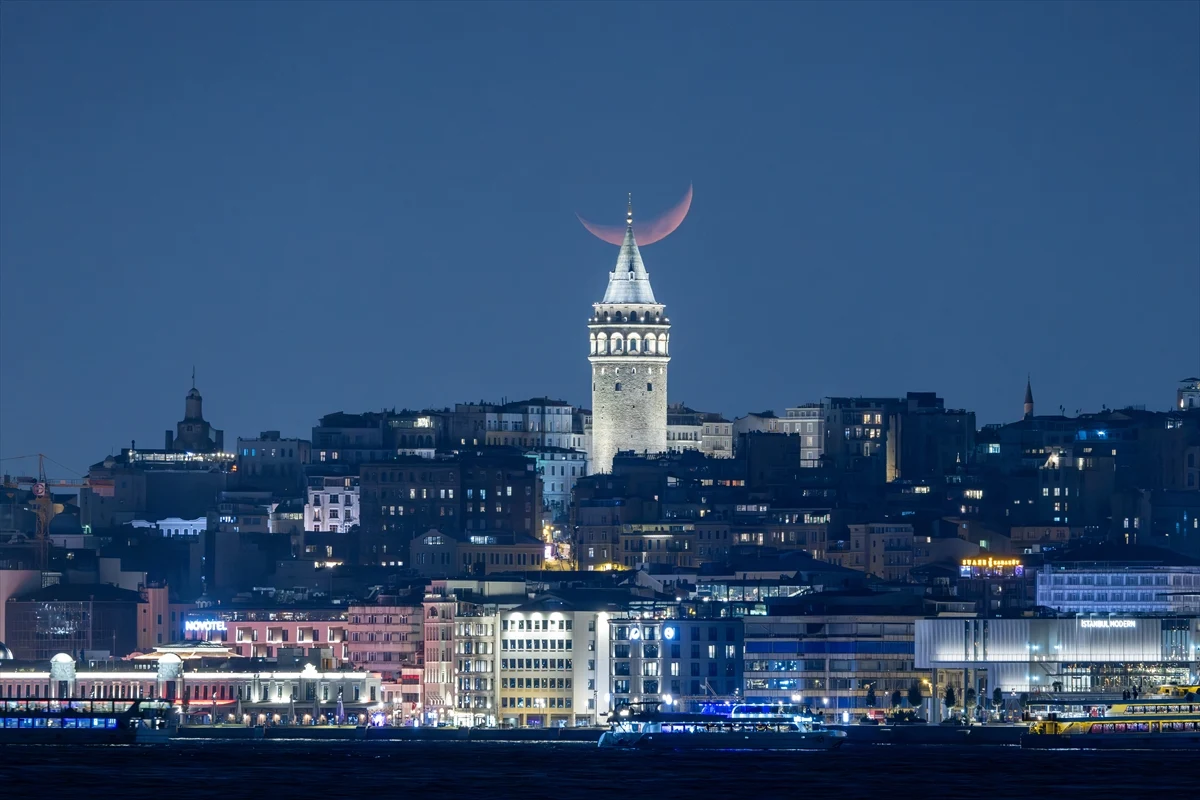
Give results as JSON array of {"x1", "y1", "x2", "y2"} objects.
[{"x1": 576, "y1": 183, "x2": 693, "y2": 246}]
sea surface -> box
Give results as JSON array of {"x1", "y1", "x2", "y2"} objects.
[{"x1": 2, "y1": 741, "x2": 1193, "y2": 798}]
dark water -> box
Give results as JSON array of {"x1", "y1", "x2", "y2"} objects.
[{"x1": 2, "y1": 741, "x2": 1194, "y2": 797}]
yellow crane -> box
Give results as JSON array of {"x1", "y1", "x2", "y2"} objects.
[{"x1": 1, "y1": 453, "x2": 87, "y2": 569}]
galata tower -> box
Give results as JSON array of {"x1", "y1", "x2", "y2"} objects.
[{"x1": 588, "y1": 198, "x2": 670, "y2": 473}]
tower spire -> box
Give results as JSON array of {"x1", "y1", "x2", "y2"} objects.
[
  {"x1": 192, "y1": 365, "x2": 196, "y2": 390},
  {"x1": 626, "y1": 193, "x2": 633, "y2": 228},
  {"x1": 1024, "y1": 374, "x2": 1034, "y2": 419}
]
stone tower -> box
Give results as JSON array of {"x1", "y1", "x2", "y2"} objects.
[
  {"x1": 588, "y1": 198, "x2": 670, "y2": 473},
  {"x1": 167, "y1": 370, "x2": 225, "y2": 453}
]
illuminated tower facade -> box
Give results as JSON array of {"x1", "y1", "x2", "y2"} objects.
[{"x1": 588, "y1": 199, "x2": 670, "y2": 473}]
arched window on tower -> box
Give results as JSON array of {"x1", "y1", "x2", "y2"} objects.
[
  {"x1": 627, "y1": 333, "x2": 640, "y2": 354},
  {"x1": 661, "y1": 335, "x2": 669, "y2": 355},
  {"x1": 589, "y1": 333, "x2": 597, "y2": 355},
  {"x1": 611, "y1": 333, "x2": 624, "y2": 354},
  {"x1": 596, "y1": 333, "x2": 607, "y2": 355},
  {"x1": 629, "y1": 311, "x2": 639, "y2": 322},
  {"x1": 614, "y1": 311, "x2": 624, "y2": 322},
  {"x1": 644, "y1": 334, "x2": 657, "y2": 354}
]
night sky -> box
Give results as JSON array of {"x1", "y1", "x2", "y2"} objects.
[{"x1": 1, "y1": 1, "x2": 1197, "y2": 477}]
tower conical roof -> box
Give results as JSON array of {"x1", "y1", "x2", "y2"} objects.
[
  {"x1": 1024, "y1": 377, "x2": 1034, "y2": 405},
  {"x1": 601, "y1": 198, "x2": 657, "y2": 305}
]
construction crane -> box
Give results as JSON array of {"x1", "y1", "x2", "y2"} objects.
[{"x1": 1, "y1": 453, "x2": 87, "y2": 570}]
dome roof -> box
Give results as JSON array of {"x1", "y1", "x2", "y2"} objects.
[{"x1": 0, "y1": 641, "x2": 13, "y2": 660}]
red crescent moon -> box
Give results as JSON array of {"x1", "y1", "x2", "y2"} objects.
[{"x1": 576, "y1": 183, "x2": 693, "y2": 246}]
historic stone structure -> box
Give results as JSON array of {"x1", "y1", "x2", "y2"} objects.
[{"x1": 588, "y1": 200, "x2": 670, "y2": 473}]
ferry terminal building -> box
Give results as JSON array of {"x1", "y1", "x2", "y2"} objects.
[
  {"x1": 916, "y1": 615, "x2": 1199, "y2": 697},
  {"x1": 0, "y1": 643, "x2": 383, "y2": 725}
]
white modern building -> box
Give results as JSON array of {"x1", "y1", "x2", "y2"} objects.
[
  {"x1": 305, "y1": 476, "x2": 360, "y2": 533},
  {"x1": 784, "y1": 405, "x2": 825, "y2": 467},
  {"x1": 1037, "y1": 565, "x2": 1200, "y2": 615},
  {"x1": 916, "y1": 616, "x2": 1199, "y2": 695},
  {"x1": 530, "y1": 448, "x2": 589, "y2": 520},
  {"x1": 498, "y1": 598, "x2": 612, "y2": 727}
]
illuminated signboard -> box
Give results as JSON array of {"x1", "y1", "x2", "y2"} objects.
[
  {"x1": 1080, "y1": 619, "x2": 1136, "y2": 629},
  {"x1": 961, "y1": 558, "x2": 1022, "y2": 568},
  {"x1": 184, "y1": 619, "x2": 227, "y2": 633},
  {"x1": 959, "y1": 557, "x2": 1024, "y2": 578}
]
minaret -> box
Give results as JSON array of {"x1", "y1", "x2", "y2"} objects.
[
  {"x1": 1023, "y1": 376, "x2": 1035, "y2": 419},
  {"x1": 588, "y1": 196, "x2": 670, "y2": 473}
]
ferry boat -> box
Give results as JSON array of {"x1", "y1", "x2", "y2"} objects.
[
  {"x1": 0, "y1": 698, "x2": 176, "y2": 744},
  {"x1": 598, "y1": 702, "x2": 846, "y2": 750},
  {"x1": 1022, "y1": 685, "x2": 1200, "y2": 750}
]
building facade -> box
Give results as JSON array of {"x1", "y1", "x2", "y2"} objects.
[
  {"x1": 304, "y1": 476, "x2": 360, "y2": 534},
  {"x1": 499, "y1": 597, "x2": 611, "y2": 727},
  {"x1": 608, "y1": 607, "x2": 744, "y2": 712},
  {"x1": 180, "y1": 608, "x2": 349, "y2": 663},
  {"x1": 235, "y1": 432, "x2": 310, "y2": 494},
  {"x1": 916, "y1": 615, "x2": 1199, "y2": 695},
  {"x1": 409, "y1": 530, "x2": 547, "y2": 578},
  {"x1": 530, "y1": 448, "x2": 588, "y2": 521},
  {"x1": 4, "y1": 584, "x2": 141, "y2": 661},
  {"x1": 784, "y1": 405, "x2": 825, "y2": 467},
  {"x1": 588, "y1": 206, "x2": 670, "y2": 473},
  {"x1": 743, "y1": 598, "x2": 923, "y2": 713},
  {"x1": 826, "y1": 523, "x2": 915, "y2": 582},
  {"x1": 0, "y1": 645, "x2": 382, "y2": 724},
  {"x1": 666, "y1": 404, "x2": 733, "y2": 459},
  {"x1": 451, "y1": 398, "x2": 582, "y2": 450},
  {"x1": 1036, "y1": 564, "x2": 1200, "y2": 615}
]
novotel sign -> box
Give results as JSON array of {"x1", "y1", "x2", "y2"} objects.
[
  {"x1": 1080, "y1": 619, "x2": 1136, "y2": 629},
  {"x1": 184, "y1": 620, "x2": 228, "y2": 633}
]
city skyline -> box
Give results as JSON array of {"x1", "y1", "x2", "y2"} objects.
[{"x1": 2, "y1": 2, "x2": 1198, "y2": 474}]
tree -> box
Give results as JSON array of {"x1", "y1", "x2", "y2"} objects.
[
  {"x1": 891, "y1": 689, "x2": 902, "y2": 709},
  {"x1": 907, "y1": 683, "x2": 923, "y2": 710},
  {"x1": 865, "y1": 684, "x2": 877, "y2": 708},
  {"x1": 964, "y1": 688, "x2": 977, "y2": 710},
  {"x1": 992, "y1": 687, "x2": 1003, "y2": 708},
  {"x1": 944, "y1": 685, "x2": 957, "y2": 712}
]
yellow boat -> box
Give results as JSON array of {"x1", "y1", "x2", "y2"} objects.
[{"x1": 1022, "y1": 685, "x2": 1200, "y2": 750}]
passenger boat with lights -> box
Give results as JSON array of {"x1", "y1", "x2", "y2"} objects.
[
  {"x1": 1022, "y1": 685, "x2": 1200, "y2": 750},
  {"x1": 0, "y1": 698, "x2": 176, "y2": 744},
  {"x1": 599, "y1": 702, "x2": 846, "y2": 750}
]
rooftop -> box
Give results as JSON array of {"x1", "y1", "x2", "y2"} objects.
[{"x1": 14, "y1": 583, "x2": 143, "y2": 603}]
